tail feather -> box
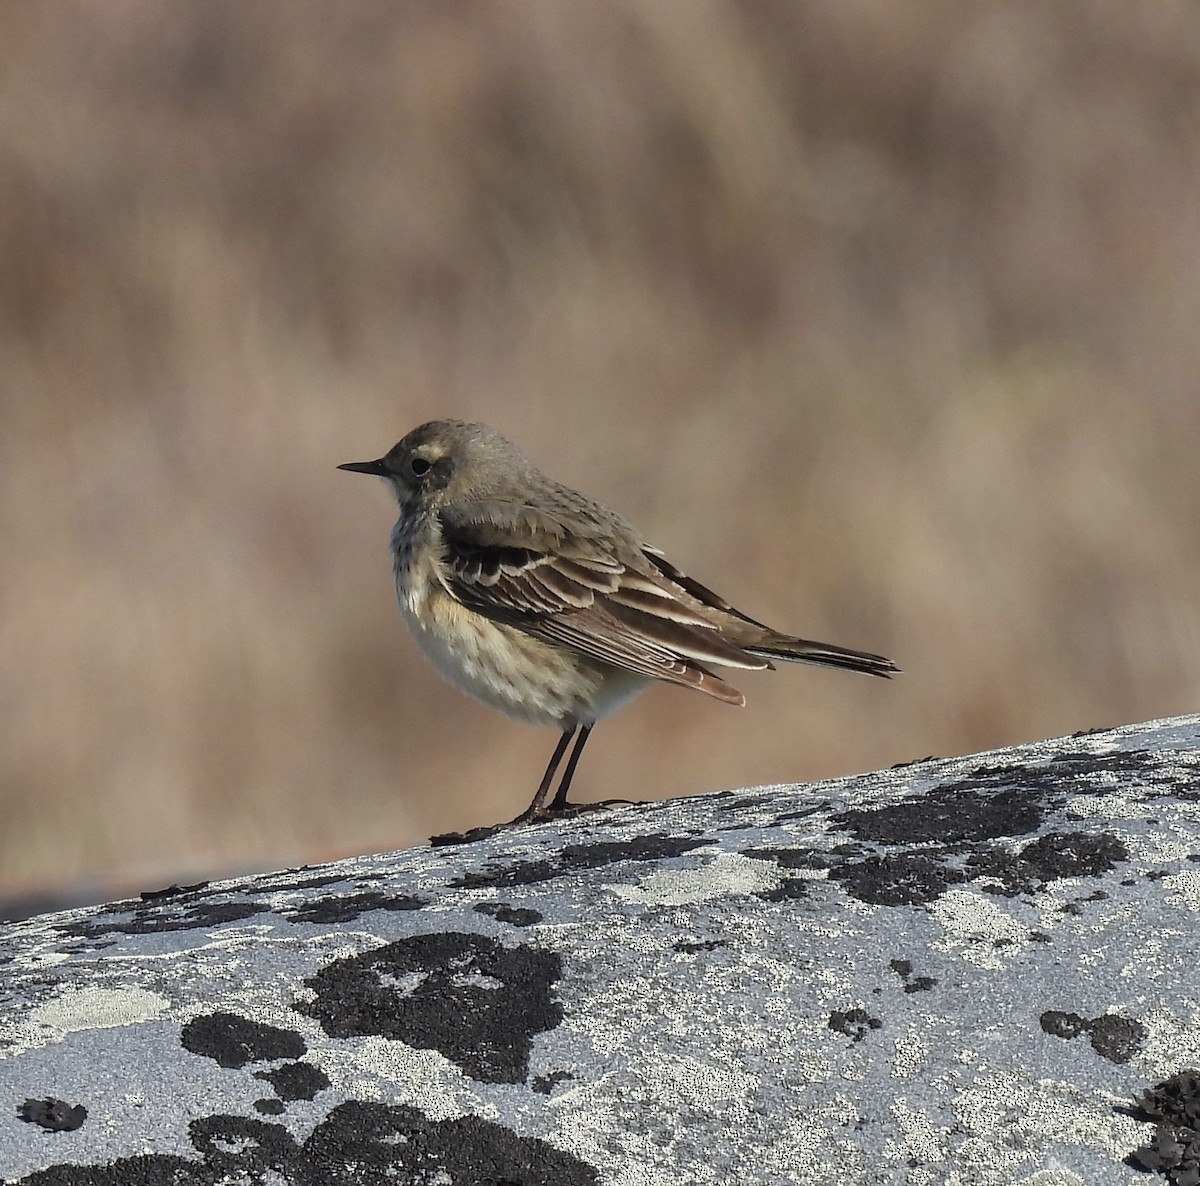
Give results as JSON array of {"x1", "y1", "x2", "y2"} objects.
[
  {"x1": 745, "y1": 633, "x2": 899, "y2": 679},
  {"x1": 639, "y1": 550, "x2": 898, "y2": 681}
]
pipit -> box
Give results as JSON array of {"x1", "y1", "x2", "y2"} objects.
[{"x1": 340, "y1": 420, "x2": 897, "y2": 826}]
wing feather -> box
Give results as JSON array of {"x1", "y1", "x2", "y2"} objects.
[
  {"x1": 434, "y1": 500, "x2": 894, "y2": 693},
  {"x1": 642, "y1": 548, "x2": 770, "y2": 630},
  {"x1": 437, "y1": 502, "x2": 765, "y2": 700}
]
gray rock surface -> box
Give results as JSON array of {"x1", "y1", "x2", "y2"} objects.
[{"x1": 2, "y1": 715, "x2": 1200, "y2": 1185}]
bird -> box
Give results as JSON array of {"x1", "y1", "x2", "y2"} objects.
[{"x1": 339, "y1": 419, "x2": 897, "y2": 827}]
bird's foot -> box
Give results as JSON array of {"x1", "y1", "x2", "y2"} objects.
[{"x1": 428, "y1": 797, "x2": 640, "y2": 846}]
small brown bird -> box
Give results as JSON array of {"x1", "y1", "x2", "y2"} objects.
[{"x1": 340, "y1": 420, "x2": 897, "y2": 826}]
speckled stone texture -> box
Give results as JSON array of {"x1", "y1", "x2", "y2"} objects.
[{"x1": 2, "y1": 715, "x2": 1199, "y2": 1185}]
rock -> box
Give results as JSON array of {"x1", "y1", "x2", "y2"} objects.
[{"x1": 2, "y1": 715, "x2": 1199, "y2": 1184}]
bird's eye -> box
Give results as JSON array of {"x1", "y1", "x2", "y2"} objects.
[{"x1": 410, "y1": 457, "x2": 432, "y2": 477}]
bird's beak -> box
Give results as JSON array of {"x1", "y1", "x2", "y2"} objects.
[{"x1": 338, "y1": 458, "x2": 391, "y2": 477}]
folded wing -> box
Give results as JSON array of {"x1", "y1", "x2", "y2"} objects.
[{"x1": 437, "y1": 501, "x2": 768, "y2": 705}]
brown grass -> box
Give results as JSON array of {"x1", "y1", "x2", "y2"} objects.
[{"x1": 3, "y1": 1, "x2": 1199, "y2": 902}]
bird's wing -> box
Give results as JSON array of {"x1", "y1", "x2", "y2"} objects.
[
  {"x1": 641, "y1": 546, "x2": 770, "y2": 629},
  {"x1": 437, "y1": 501, "x2": 767, "y2": 703}
]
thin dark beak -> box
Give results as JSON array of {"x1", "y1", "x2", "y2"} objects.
[{"x1": 338, "y1": 458, "x2": 391, "y2": 477}]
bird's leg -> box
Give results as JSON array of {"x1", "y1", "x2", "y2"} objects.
[
  {"x1": 513, "y1": 727, "x2": 577, "y2": 823},
  {"x1": 549, "y1": 724, "x2": 592, "y2": 812}
]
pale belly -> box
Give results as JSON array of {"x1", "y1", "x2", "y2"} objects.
[{"x1": 395, "y1": 563, "x2": 648, "y2": 729}]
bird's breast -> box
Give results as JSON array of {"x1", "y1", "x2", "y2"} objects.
[{"x1": 388, "y1": 518, "x2": 647, "y2": 728}]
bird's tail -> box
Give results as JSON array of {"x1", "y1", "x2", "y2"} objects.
[{"x1": 745, "y1": 633, "x2": 899, "y2": 678}]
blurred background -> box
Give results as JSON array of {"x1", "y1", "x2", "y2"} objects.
[{"x1": 3, "y1": 1, "x2": 1199, "y2": 914}]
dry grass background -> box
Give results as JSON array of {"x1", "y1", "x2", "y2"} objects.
[{"x1": 3, "y1": 1, "x2": 1200, "y2": 907}]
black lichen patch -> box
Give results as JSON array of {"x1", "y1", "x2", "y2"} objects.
[
  {"x1": 805, "y1": 820, "x2": 1127, "y2": 908},
  {"x1": 1040, "y1": 1009, "x2": 1146, "y2": 1064},
  {"x1": 532, "y1": 1069, "x2": 576, "y2": 1094},
  {"x1": 714, "y1": 791, "x2": 778, "y2": 812},
  {"x1": 253, "y1": 1098, "x2": 286, "y2": 1116},
  {"x1": 139, "y1": 882, "x2": 209, "y2": 901},
  {"x1": 673, "y1": 939, "x2": 726, "y2": 954},
  {"x1": 253, "y1": 1060, "x2": 330, "y2": 1102},
  {"x1": 1089, "y1": 1014, "x2": 1149, "y2": 1064},
  {"x1": 283, "y1": 891, "x2": 426, "y2": 924},
  {"x1": 1020, "y1": 831, "x2": 1128, "y2": 880},
  {"x1": 830, "y1": 852, "x2": 969, "y2": 906},
  {"x1": 889, "y1": 959, "x2": 937, "y2": 993},
  {"x1": 191, "y1": 1113, "x2": 301, "y2": 1174},
  {"x1": 768, "y1": 802, "x2": 834, "y2": 825},
  {"x1": 181, "y1": 1012, "x2": 306, "y2": 1069},
  {"x1": 62, "y1": 898, "x2": 266, "y2": 939},
  {"x1": 965, "y1": 832, "x2": 1128, "y2": 897},
  {"x1": 297, "y1": 931, "x2": 562, "y2": 1083},
  {"x1": 18, "y1": 1098, "x2": 87, "y2": 1132},
  {"x1": 841, "y1": 746, "x2": 1198, "y2": 850},
  {"x1": 1041, "y1": 1010, "x2": 1094, "y2": 1041},
  {"x1": 474, "y1": 901, "x2": 543, "y2": 927},
  {"x1": 741, "y1": 845, "x2": 847, "y2": 870},
  {"x1": 757, "y1": 877, "x2": 814, "y2": 903},
  {"x1": 245, "y1": 872, "x2": 349, "y2": 895},
  {"x1": 749, "y1": 747, "x2": 1179, "y2": 909},
  {"x1": 834, "y1": 784, "x2": 1045, "y2": 846},
  {"x1": 450, "y1": 834, "x2": 710, "y2": 889},
  {"x1": 308, "y1": 1101, "x2": 600, "y2": 1185},
  {"x1": 1051, "y1": 747, "x2": 1167, "y2": 777},
  {"x1": 15, "y1": 1152, "x2": 203, "y2": 1183},
  {"x1": 429, "y1": 824, "x2": 506, "y2": 846},
  {"x1": 1129, "y1": 1069, "x2": 1200, "y2": 1184},
  {"x1": 828, "y1": 1007, "x2": 882, "y2": 1042},
  {"x1": 891, "y1": 755, "x2": 940, "y2": 769}
]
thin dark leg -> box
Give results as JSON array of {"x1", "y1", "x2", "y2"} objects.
[
  {"x1": 514, "y1": 727, "x2": 576, "y2": 823},
  {"x1": 549, "y1": 724, "x2": 592, "y2": 812}
]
